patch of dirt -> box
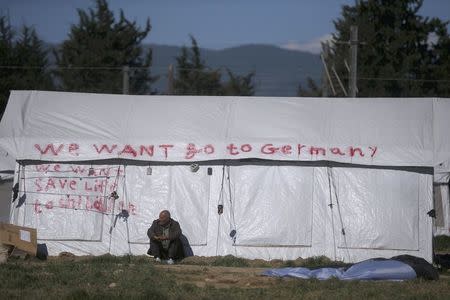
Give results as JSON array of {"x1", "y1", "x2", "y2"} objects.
[
  {"x1": 154, "y1": 263, "x2": 277, "y2": 289},
  {"x1": 46, "y1": 254, "x2": 95, "y2": 262}
]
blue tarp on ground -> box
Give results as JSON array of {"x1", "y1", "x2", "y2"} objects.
[{"x1": 262, "y1": 259, "x2": 417, "y2": 281}]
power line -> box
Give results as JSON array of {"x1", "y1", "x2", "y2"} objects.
[
  {"x1": 2, "y1": 65, "x2": 450, "y2": 84},
  {"x1": 356, "y1": 77, "x2": 450, "y2": 83}
]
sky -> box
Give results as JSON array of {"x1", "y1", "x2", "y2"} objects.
[{"x1": 1, "y1": 0, "x2": 450, "y2": 54}]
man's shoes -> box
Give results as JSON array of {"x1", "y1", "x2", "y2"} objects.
[{"x1": 154, "y1": 257, "x2": 174, "y2": 264}]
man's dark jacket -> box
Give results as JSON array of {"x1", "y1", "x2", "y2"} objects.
[{"x1": 147, "y1": 218, "x2": 182, "y2": 241}]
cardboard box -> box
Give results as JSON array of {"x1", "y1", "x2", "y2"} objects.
[{"x1": 0, "y1": 223, "x2": 37, "y2": 255}]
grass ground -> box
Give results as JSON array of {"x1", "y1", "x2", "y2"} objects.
[{"x1": 0, "y1": 254, "x2": 449, "y2": 299}]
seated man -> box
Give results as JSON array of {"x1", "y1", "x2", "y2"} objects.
[{"x1": 147, "y1": 210, "x2": 183, "y2": 264}]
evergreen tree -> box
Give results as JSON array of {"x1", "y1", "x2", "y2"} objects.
[
  {"x1": 174, "y1": 36, "x2": 255, "y2": 96},
  {"x1": 426, "y1": 18, "x2": 450, "y2": 97},
  {"x1": 0, "y1": 16, "x2": 53, "y2": 117},
  {"x1": 222, "y1": 69, "x2": 255, "y2": 96},
  {"x1": 174, "y1": 36, "x2": 222, "y2": 95},
  {"x1": 300, "y1": 0, "x2": 450, "y2": 97},
  {"x1": 297, "y1": 77, "x2": 323, "y2": 97},
  {"x1": 54, "y1": 0, "x2": 156, "y2": 94},
  {"x1": 329, "y1": 0, "x2": 450, "y2": 97}
]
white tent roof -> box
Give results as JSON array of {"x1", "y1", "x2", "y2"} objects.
[{"x1": 0, "y1": 90, "x2": 449, "y2": 169}]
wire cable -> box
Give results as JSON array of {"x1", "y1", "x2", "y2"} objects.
[
  {"x1": 328, "y1": 167, "x2": 351, "y2": 262},
  {"x1": 326, "y1": 166, "x2": 337, "y2": 261},
  {"x1": 226, "y1": 165, "x2": 238, "y2": 257},
  {"x1": 215, "y1": 165, "x2": 226, "y2": 256}
]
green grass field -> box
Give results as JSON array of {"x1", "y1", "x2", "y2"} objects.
[{"x1": 1, "y1": 254, "x2": 449, "y2": 300}]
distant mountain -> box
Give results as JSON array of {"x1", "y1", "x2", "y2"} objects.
[
  {"x1": 47, "y1": 43, "x2": 322, "y2": 96},
  {"x1": 149, "y1": 44, "x2": 321, "y2": 96}
]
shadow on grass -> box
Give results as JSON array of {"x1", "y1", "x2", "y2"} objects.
[
  {"x1": 435, "y1": 235, "x2": 450, "y2": 253},
  {"x1": 281, "y1": 256, "x2": 351, "y2": 269},
  {"x1": 180, "y1": 254, "x2": 350, "y2": 269}
]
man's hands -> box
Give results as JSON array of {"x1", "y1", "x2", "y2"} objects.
[{"x1": 153, "y1": 235, "x2": 168, "y2": 241}]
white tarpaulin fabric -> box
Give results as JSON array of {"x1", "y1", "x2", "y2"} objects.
[
  {"x1": 335, "y1": 168, "x2": 420, "y2": 250},
  {"x1": 1, "y1": 90, "x2": 446, "y2": 262},
  {"x1": 8, "y1": 163, "x2": 433, "y2": 262},
  {"x1": 230, "y1": 166, "x2": 314, "y2": 247},
  {"x1": 434, "y1": 184, "x2": 450, "y2": 236},
  {"x1": 0, "y1": 146, "x2": 15, "y2": 172}
]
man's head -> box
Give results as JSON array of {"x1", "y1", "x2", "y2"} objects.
[{"x1": 158, "y1": 210, "x2": 171, "y2": 225}]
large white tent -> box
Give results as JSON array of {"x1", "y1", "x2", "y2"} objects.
[{"x1": 1, "y1": 90, "x2": 449, "y2": 262}]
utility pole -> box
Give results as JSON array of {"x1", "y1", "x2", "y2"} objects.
[
  {"x1": 349, "y1": 25, "x2": 358, "y2": 98},
  {"x1": 321, "y1": 42, "x2": 330, "y2": 97},
  {"x1": 321, "y1": 48, "x2": 336, "y2": 96},
  {"x1": 122, "y1": 65, "x2": 130, "y2": 95},
  {"x1": 167, "y1": 64, "x2": 174, "y2": 95}
]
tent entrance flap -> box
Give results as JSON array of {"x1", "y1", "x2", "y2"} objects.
[
  {"x1": 18, "y1": 164, "x2": 117, "y2": 241},
  {"x1": 124, "y1": 165, "x2": 210, "y2": 246},
  {"x1": 335, "y1": 168, "x2": 420, "y2": 251},
  {"x1": 232, "y1": 166, "x2": 314, "y2": 247},
  {"x1": 12, "y1": 163, "x2": 211, "y2": 246}
]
